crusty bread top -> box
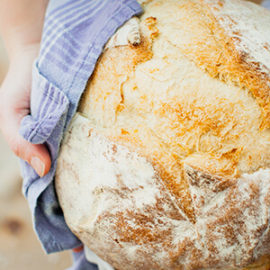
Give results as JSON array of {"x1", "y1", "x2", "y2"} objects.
[
  {"x1": 56, "y1": 115, "x2": 270, "y2": 269},
  {"x1": 56, "y1": 0, "x2": 270, "y2": 269},
  {"x1": 138, "y1": 0, "x2": 270, "y2": 129},
  {"x1": 204, "y1": 0, "x2": 270, "y2": 129},
  {"x1": 79, "y1": 0, "x2": 270, "y2": 218}
]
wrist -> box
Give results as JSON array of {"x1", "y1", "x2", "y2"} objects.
[
  {"x1": 4, "y1": 26, "x2": 42, "y2": 62},
  {"x1": 8, "y1": 42, "x2": 40, "y2": 65}
]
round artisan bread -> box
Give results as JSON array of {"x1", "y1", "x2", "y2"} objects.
[{"x1": 55, "y1": 0, "x2": 270, "y2": 269}]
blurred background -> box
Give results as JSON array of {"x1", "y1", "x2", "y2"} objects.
[
  {"x1": 0, "y1": 1, "x2": 268, "y2": 270},
  {"x1": 0, "y1": 39, "x2": 71, "y2": 269}
]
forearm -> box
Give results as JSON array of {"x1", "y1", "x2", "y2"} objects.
[
  {"x1": 0, "y1": 0, "x2": 51, "y2": 177},
  {"x1": 0, "y1": 0, "x2": 48, "y2": 59}
]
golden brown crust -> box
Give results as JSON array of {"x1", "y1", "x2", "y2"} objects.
[
  {"x1": 150, "y1": 0, "x2": 270, "y2": 129},
  {"x1": 79, "y1": 15, "x2": 197, "y2": 219},
  {"x1": 243, "y1": 256, "x2": 270, "y2": 270},
  {"x1": 58, "y1": 0, "x2": 270, "y2": 269},
  {"x1": 56, "y1": 115, "x2": 270, "y2": 269},
  {"x1": 195, "y1": 0, "x2": 270, "y2": 130},
  {"x1": 79, "y1": 0, "x2": 270, "y2": 233}
]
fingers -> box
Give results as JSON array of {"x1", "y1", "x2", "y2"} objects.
[
  {"x1": 12, "y1": 135, "x2": 51, "y2": 177},
  {"x1": 0, "y1": 46, "x2": 51, "y2": 177},
  {"x1": 1, "y1": 111, "x2": 51, "y2": 177}
]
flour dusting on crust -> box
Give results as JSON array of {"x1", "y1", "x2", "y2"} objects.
[
  {"x1": 56, "y1": 115, "x2": 270, "y2": 270},
  {"x1": 205, "y1": 0, "x2": 270, "y2": 74},
  {"x1": 56, "y1": 0, "x2": 270, "y2": 269}
]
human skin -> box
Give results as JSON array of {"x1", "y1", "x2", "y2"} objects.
[
  {"x1": 0, "y1": 0, "x2": 264, "y2": 177},
  {"x1": 0, "y1": 0, "x2": 51, "y2": 177}
]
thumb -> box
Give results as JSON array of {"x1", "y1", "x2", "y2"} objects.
[
  {"x1": 2, "y1": 114, "x2": 51, "y2": 177},
  {"x1": 13, "y1": 135, "x2": 52, "y2": 178}
]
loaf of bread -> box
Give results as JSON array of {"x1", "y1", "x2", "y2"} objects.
[{"x1": 55, "y1": 0, "x2": 270, "y2": 269}]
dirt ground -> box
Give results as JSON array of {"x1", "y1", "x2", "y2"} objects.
[{"x1": 0, "y1": 40, "x2": 71, "y2": 270}]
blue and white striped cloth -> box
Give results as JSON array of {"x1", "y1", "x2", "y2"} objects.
[
  {"x1": 18, "y1": 0, "x2": 270, "y2": 269},
  {"x1": 263, "y1": 0, "x2": 270, "y2": 9},
  {"x1": 19, "y1": 1, "x2": 142, "y2": 269}
]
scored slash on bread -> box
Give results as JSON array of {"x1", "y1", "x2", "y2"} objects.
[
  {"x1": 56, "y1": 0, "x2": 270, "y2": 269},
  {"x1": 56, "y1": 115, "x2": 270, "y2": 269}
]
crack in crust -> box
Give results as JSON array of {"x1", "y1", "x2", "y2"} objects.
[
  {"x1": 201, "y1": 0, "x2": 270, "y2": 130},
  {"x1": 56, "y1": 115, "x2": 270, "y2": 269},
  {"x1": 163, "y1": 0, "x2": 270, "y2": 129},
  {"x1": 58, "y1": 0, "x2": 270, "y2": 269}
]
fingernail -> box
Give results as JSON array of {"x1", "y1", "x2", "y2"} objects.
[
  {"x1": 31, "y1": 157, "x2": 45, "y2": 177},
  {"x1": 73, "y1": 246, "x2": 84, "y2": 253}
]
